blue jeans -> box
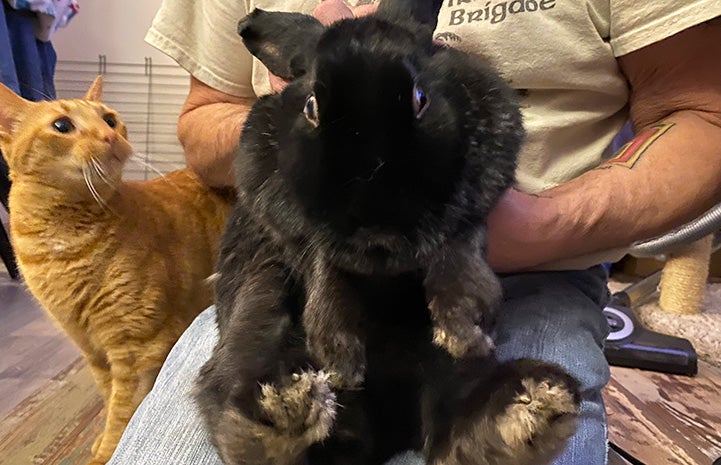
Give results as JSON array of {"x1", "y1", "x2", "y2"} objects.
[{"x1": 108, "y1": 266, "x2": 611, "y2": 465}]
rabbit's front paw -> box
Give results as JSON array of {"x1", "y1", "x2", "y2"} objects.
[
  {"x1": 495, "y1": 361, "x2": 580, "y2": 458},
  {"x1": 259, "y1": 370, "x2": 337, "y2": 443},
  {"x1": 428, "y1": 292, "x2": 495, "y2": 359},
  {"x1": 425, "y1": 250, "x2": 500, "y2": 360},
  {"x1": 432, "y1": 318, "x2": 494, "y2": 359}
]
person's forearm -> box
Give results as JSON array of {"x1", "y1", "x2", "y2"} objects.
[
  {"x1": 483, "y1": 18, "x2": 721, "y2": 273},
  {"x1": 537, "y1": 109, "x2": 721, "y2": 264},
  {"x1": 177, "y1": 77, "x2": 255, "y2": 188},
  {"x1": 178, "y1": 100, "x2": 252, "y2": 188}
]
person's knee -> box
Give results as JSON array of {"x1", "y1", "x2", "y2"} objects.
[{"x1": 494, "y1": 268, "x2": 612, "y2": 393}]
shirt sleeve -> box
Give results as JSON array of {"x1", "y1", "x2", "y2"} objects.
[
  {"x1": 610, "y1": 0, "x2": 721, "y2": 57},
  {"x1": 144, "y1": 0, "x2": 256, "y2": 98}
]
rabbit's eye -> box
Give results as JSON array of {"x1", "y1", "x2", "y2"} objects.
[
  {"x1": 304, "y1": 93, "x2": 319, "y2": 127},
  {"x1": 412, "y1": 83, "x2": 429, "y2": 119}
]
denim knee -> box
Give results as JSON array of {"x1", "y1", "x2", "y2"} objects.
[{"x1": 493, "y1": 266, "x2": 612, "y2": 393}]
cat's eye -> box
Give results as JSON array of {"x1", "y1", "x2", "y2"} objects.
[
  {"x1": 303, "y1": 93, "x2": 319, "y2": 128},
  {"x1": 103, "y1": 114, "x2": 117, "y2": 128},
  {"x1": 52, "y1": 117, "x2": 75, "y2": 134},
  {"x1": 412, "y1": 82, "x2": 429, "y2": 119}
]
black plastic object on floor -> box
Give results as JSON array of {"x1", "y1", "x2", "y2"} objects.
[
  {"x1": 603, "y1": 292, "x2": 698, "y2": 376},
  {"x1": 603, "y1": 262, "x2": 700, "y2": 376}
]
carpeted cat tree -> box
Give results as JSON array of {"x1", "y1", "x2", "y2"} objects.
[{"x1": 635, "y1": 232, "x2": 721, "y2": 368}]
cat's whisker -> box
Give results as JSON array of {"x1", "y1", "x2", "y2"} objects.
[
  {"x1": 90, "y1": 156, "x2": 108, "y2": 177},
  {"x1": 83, "y1": 165, "x2": 111, "y2": 212},
  {"x1": 23, "y1": 85, "x2": 55, "y2": 101},
  {"x1": 82, "y1": 166, "x2": 104, "y2": 207},
  {"x1": 131, "y1": 151, "x2": 179, "y2": 165},
  {"x1": 129, "y1": 153, "x2": 172, "y2": 182},
  {"x1": 89, "y1": 158, "x2": 111, "y2": 186}
]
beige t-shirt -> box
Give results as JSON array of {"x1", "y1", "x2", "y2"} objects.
[
  {"x1": 146, "y1": 0, "x2": 719, "y2": 191},
  {"x1": 144, "y1": 0, "x2": 721, "y2": 267}
]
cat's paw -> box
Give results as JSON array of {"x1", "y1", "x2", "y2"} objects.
[
  {"x1": 495, "y1": 361, "x2": 580, "y2": 456},
  {"x1": 258, "y1": 370, "x2": 337, "y2": 443},
  {"x1": 90, "y1": 432, "x2": 104, "y2": 455}
]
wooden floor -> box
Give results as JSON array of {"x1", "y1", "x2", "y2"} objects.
[
  {"x1": 1, "y1": 265, "x2": 720, "y2": 464},
  {"x1": 0, "y1": 269, "x2": 80, "y2": 419},
  {"x1": 606, "y1": 362, "x2": 721, "y2": 465}
]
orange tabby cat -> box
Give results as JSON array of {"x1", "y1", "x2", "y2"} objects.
[{"x1": 0, "y1": 76, "x2": 232, "y2": 465}]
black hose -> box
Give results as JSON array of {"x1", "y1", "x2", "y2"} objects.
[{"x1": 628, "y1": 204, "x2": 721, "y2": 258}]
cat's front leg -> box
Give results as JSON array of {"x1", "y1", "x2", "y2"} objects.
[
  {"x1": 89, "y1": 355, "x2": 143, "y2": 465},
  {"x1": 424, "y1": 229, "x2": 500, "y2": 359},
  {"x1": 304, "y1": 257, "x2": 366, "y2": 389}
]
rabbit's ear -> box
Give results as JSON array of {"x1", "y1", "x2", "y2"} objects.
[
  {"x1": 238, "y1": 9, "x2": 325, "y2": 81},
  {"x1": 376, "y1": 0, "x2": 443, "y2": 30}
]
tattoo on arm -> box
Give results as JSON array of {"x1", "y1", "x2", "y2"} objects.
[{"x1": 598, "y1": 122, "x2": 675, "y2": 170}]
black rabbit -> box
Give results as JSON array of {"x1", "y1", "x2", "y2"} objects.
[{"x1": 194, "y1": 1, "x2": 581, "y2": 464}]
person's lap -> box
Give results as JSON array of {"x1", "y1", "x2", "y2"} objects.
[{"x1": 108, "y1": 266, "x2": 611, "y2": 465}]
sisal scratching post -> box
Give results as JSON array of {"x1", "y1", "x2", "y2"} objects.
[{"x1": 658, "y1": 234, "x2": 713, "y2": 315}]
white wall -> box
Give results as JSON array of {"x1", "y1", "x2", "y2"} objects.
[{"x1": 51, "y1": 0, "x2": 176, "y2": 66}]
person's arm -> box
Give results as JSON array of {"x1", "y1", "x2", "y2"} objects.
[
  {"x1": 177, "y1": 77, "x2": 255, "y2": 188},
  {"x1": 177, "y1": 0, "x2": 368, "y2": 188},
  {"x1": 487, "y1": 18, "x2": 721, "y2": 272}
]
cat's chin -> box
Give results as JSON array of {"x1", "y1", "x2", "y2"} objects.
[
  {"x1": 107, "y1": 138, "x2": 133, "y2": 168},
  {"x1": 108, "y1": 153, "x2": 124, "y2": 169},
  {"x1": 102, "y1": 150, "x2": 131, "y2": 177}
]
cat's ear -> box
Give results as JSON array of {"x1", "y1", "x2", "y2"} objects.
[
  {"x1": 84, "y1": 75, "x2": 104, "y2": 102},
  {"x1": 0, "y1": 83, "x2": 30, "y2": 134}
]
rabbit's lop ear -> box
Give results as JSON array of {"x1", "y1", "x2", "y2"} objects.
[
  {"x1": 238, "y1": 9, "x2": 325, "y2": 81},
  {"x1": 377, "y1": 0, "x2": 443, "y2": 30}
]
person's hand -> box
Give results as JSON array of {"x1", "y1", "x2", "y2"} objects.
[
  {"x1": 313, "y1": 0, "x2": 377, "y2": 23},
  {"x1": 268, "y1": 0, "x2": 379, "y2": 93},
  {"x1": 485, "y1": 188, "x2": 559, "y2": 273},
  {"x1": 268, "y1": 74, "x2": 291, "y2": 94}
]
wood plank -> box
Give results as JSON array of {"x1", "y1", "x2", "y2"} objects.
[
  {"x1": 0, "y1": 281, "x2": 44, "y2": 338},
  {"x1": 604, "y1": 361, "x2": 721, "y2": 465},
  {"x1": 0, "y1": 358, "x2": 103, "y2": 465},
  {"x1": 0, "y1": 275, "x2": 81, "y2": 418},
  {"x1": 0, "y1": 335, "x2": 81, "y2": 418}
]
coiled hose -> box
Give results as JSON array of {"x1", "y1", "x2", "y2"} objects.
[{"x1": 629, "y1": 203, "x2": 721, "y2": 258}]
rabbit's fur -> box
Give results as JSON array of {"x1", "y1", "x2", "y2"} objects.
[{"x1": 194, "y1": 1, "x2": 582, "y2": 464}]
